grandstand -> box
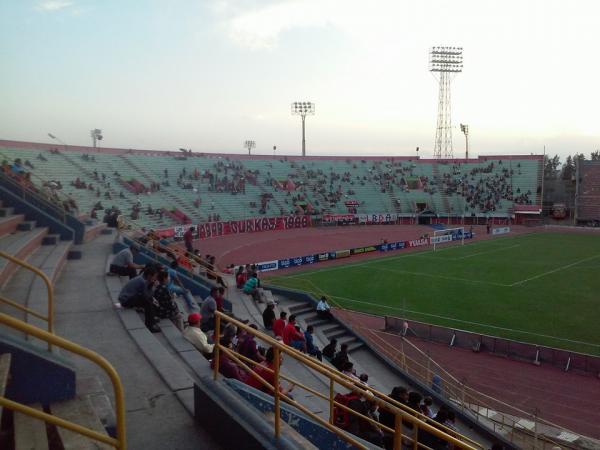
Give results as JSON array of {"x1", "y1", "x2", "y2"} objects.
[
  {"x1": 0, "y1": 140, "x2": 543, "y2": 231},
  {"x1": 576, "y1": 160, "x2": 600, "y2": 224},
  {"x1": 3, "y1": 139, "x2": 599, "y2": 450}
]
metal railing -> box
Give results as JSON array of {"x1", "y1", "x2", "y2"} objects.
[
  {"x1": 121, "y1": 220, "x2": 227, "y2": 286},
  {"x1": 0, "y1": 250, "x2": 54, "y2": 350},
  {"x1": 0, "y1": 167, "x2": 71, "y2": 222},
  {"x1": 352, "y1": 324, "x2": 579, "y2": 450},
  {"x1": 0, "y1": 313, "x2": 126, "y2": 449},
  {"x1": 212, "y1": 311, "x2": 480, "y2": 450}
]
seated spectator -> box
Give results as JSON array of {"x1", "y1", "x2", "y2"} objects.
[
  {"x1": 245, "y1": 347, "x2": 295, "y2": 397},
  {"x1": 420, "y1": 396, "x2": 435, "y2": 419},
  {"x1": 235, "y1": 266, "x2": 247, "y2": 289},
  {"x1": 238, "y1": 324, "x2": 265, "y2": 363},
  {"x1": 342, "y1": 361, "x2": 358, "y2": 380},
  {"x1": 347, "y1": 391, "x2": 384, "y2": 447},
  {"x1": 167, "y1": 260, "x2": 197, "y2": 310},
  {"x1": 109, "y1": 245, "x2": 144, "y2": 279},
  {"x1": 316, "y1": 296, "x2": 334, "y2": 320},
  {"x1": 183, "y1": 312, "x2": 214, "y2": 358},
  {"x1": 304, "y1": 325, "x2": 322, "y2": 361},
  {"x1": 332, "y1": 343, "x2": 350, "y2": 371},
  {"x1": 212, "y1": 337, "x2": 247, "y2": 382},
  {"x1": 282, "y1": 315, "x2": 307, "y2": 352},
  {"x1": 272, "y1": 311, "x2": 287, "y2": 338},
  {"x1": 199, "y1": 287, "x2": 218, "y2": 332},
  {"x1": 154, "y1": 271, "x2": 184, "y2": 330},
  {"x1": 183, "y1": 226, "x2": 195, "y2": 253},
  {"x1": 262, "y1": 301, "x2": 276, "y2": 330},
  {"x1": 322, "y1": 337, "x2": 338, "y2": 362},
  {"x1": 243, "y1": 273, "x2": 261, "y2": 302},
  {"x1": 118, "y1": 266, "x2": 160, "y2": 333},
  {"x1": 215, "y1": 286, "x2": 226, "y2": 312},
  {"x1": 380, "y1": 386, "x2": 409, "y2": 448}
]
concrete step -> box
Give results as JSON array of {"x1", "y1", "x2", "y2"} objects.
[
  {"x1": 347, "y1": 342, "x2": 365, "y2": 353},
  {"x1": 51, "y1": 396, "x2": 113, "y2": 449},
  {"x1": 14, "y1": 404, "x2": 50, "y2": 450},
  {"x1": 0, "y1": 213, "x2": 25, "y2": 237},
  {"x1": 291, "y1": 306, "x2": 315, "y2": 317},
  {"x1": 287, "y1": 302, "x2": 311, "y2": 314},
  {"x1": 323, "y1": 327, "x2": 347, "y2": 340},
  {"x1": 0, "y1": 207, "x2": 15, "y2": 217},
  {"x1": 321, "y1": 324, "x2": 344, "y2": 335},
  {"x1": 337, "y1": 335, "x2": 358, "y2": 347},
  {"x1": 16, "y1": 220, "x2": 36, "y2": 231},
  {"x1": 42, "y1": 234, "x2": 60, "y2": 245}
]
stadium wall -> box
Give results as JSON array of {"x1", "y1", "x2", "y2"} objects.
[{"x1": 385, "y1": 316, "x2": 600, "y2": 376}]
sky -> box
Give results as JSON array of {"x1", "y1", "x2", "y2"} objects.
[{"x1": 1, "y1": 0, "x2": 599, "y2": 160}]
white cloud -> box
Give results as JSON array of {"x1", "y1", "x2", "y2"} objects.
[{"x1": 36, "y1": 1, "x2": 73, "y2": 12}]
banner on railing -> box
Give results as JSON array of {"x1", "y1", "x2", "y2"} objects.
[
  {"x1": 356, "y1": 213, "x2": 398, "y2": 224},
  {"x1": 492, "y1": 226, "x2": 511, "y2": 235},
  {"x1": 256, "y1": 260, "x2": 278, "y2": 272},
  {"x1": 158, "y1": 215, "x2": 311, "y2": 239},
  {"x1": 323, "y1": 214, "x2": 356, "y2": 224}
]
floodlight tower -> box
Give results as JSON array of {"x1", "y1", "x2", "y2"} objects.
[
  {"x1": 244, "y1": 140, "x2": 256, "y2": 155},
  {"x1": 429, "y1": 46, "x2": 463, "y2": 159},
  {"x1": 291, "y1": 101, "x2": 315, "y2": 157},
  {"x1": 460, "y1": 124, "x2": 469, "y2": 159},
  {"x1": 90, "y1": 129, "x2": 103, "y2": 148}
]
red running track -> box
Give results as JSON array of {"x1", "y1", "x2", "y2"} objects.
[
  {"x1": 192, "y1": 224, "x2": 533, "y2": 269},
  {"x1": 335, "y1": 309, "x2": 600, "y2": 440}
]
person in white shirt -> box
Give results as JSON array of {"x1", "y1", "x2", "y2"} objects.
[
  {"x1": 183, "y1": 312, "x2": 214, "y2": 359},
  {"x1": 316, "y1": 296, "x2": 334, "y2": 320}
]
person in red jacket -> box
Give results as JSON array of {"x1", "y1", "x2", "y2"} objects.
[
  {"x1": 272, "y1": 311, "x2": 287, "y2": 338},
  {"x1": 282, "y1": 315, "x2": 306, "y2": 352}
]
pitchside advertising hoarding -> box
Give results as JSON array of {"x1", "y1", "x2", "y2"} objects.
[
  {"x1": 492, "y1": 226, "x2": 511, "y2": 235},
  {"x1": 255, "y1": 231, "x2": 475, "y2": 272}
]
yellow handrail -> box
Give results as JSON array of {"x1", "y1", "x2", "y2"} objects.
[
  {"x1": 0, "y1": 250, "x2": 54, "y2": 350},
  {"x1": 0, "y1": 313, "x2": 126, "y2": 449},
  {"x1": 213, "y1": 311, "x2": 479, "y2": 450},
  {"x1": 355, "y1": 324, "x2": 573, "y2": 449}
]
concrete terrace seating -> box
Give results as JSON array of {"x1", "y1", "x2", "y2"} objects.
[{"x1": 1, "y1": 143, "x2": 543, "y2": 228}]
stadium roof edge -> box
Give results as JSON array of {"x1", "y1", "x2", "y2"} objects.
[{"x1": 0, "y1": 139, "x2": 543, "y2": 162}]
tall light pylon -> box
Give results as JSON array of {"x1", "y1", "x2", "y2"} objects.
[{"x1": 430, "y1": 46, "x2": 463, "y2": 159}]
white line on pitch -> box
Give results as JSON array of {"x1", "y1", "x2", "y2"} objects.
[
  {"x1": 326, "y1": 294, "x2": 600, "y2": 348},
  {"x1": 364, "y1": 265, "x2": 511, "y2": 287},
  {"x1": 453, "y1": 244, "x2": 521, "y2": 260},
  {"x1": 510, "y1": 254, "x2": 600, "y2": 286}
]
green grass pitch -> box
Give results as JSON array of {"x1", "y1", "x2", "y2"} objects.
[{"x1": 266, "y1": 232, "x2": 600, "y2": 355}]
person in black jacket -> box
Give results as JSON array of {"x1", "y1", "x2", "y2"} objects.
[{"x1": 262, "y1": 301, "x2": 276, "y2": 330}]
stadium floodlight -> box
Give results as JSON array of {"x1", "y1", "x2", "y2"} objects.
[
  {"x1": 48, "y1": 132, "x2": 67, "y2": 150},
  {"x1": 90, "y1": 129, "x2": 103, "y2": 148},
  {"x1": 429, "y1": 46, "x2": 463, "y2": 159},
  {"x1": 244, "y1": 140, "x2": 256, "y2": 155},
  {"x1": 460, "y1": 123, "x2": 469, "y2": 159},
  {"x1": 291, "y1": 101, "x2": 315, "y2": 157}
]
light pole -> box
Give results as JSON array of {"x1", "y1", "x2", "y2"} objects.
[
  {"x1": 291, "y1": 101, "x2": 315, "y2": 157},
  {"x1": 90, "y1": 129, "x2": 103, "y2": 148},
  {"x1": 244, "y1": 140, "x2": 256, "y2": 155},
  {"x1": 460, "y1": 124, "x2": 469, "y2": 159},
  {"x1": 48, "y1": 133, "x2": 67, "y2": 151},
  {"x1": 430, "y1": 46, "x2": 463, "y2": 159}
]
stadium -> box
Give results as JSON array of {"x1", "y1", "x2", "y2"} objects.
[
  {"x1": 1, "y1": 137, "x2": 599, "y2": 450},
  {"x1": 2, "y1": 2, "x2": 600, "y2": 450}
]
